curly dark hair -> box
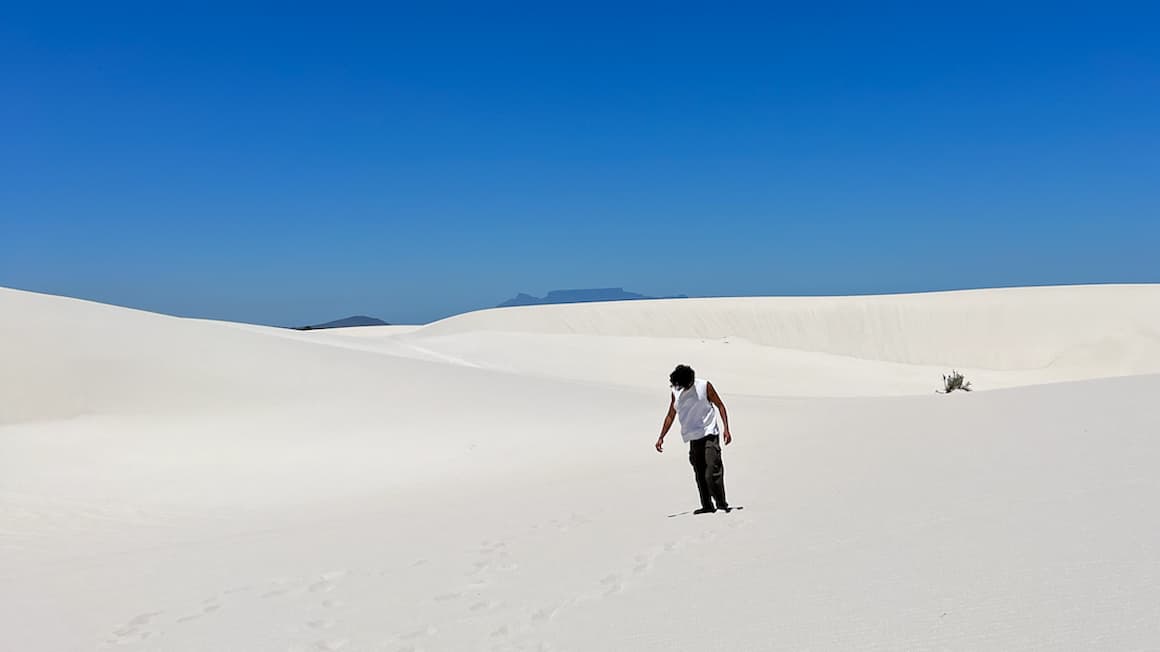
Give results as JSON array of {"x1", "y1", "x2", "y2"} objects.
[{"x1": 669, "y1": 364, "x2": 695, "y2": 390}]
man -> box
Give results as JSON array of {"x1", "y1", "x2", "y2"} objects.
[{"x1": 655, "y1": 364, "x2": 733, "y2": 514}]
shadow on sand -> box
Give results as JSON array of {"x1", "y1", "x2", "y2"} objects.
[{"x1": 666, "y1": 506, "x2": 742, "y2": 518}]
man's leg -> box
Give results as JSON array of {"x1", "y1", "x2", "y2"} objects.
[
  {"x1": 704, "y1": 436, "x2": 728, "y2": 509},
  {"x1": 689, "y1": 439, "x2": 715, "y2": 511}
]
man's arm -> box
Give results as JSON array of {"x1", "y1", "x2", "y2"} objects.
[
  {"x1": 706, "y1": 381, "x2": 732, "y2": 445},
  {"x1": 656, "y1": 394, "x2": 676, "y2": 452}
]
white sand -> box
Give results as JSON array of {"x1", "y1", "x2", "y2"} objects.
[{"x1": 2, "y1": 284, "x2": 1158, "y2": 650}]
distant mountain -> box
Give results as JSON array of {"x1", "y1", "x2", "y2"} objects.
[
  {"x1": 296, "y1": 315, "x2": 389, "y2": 330},
  {"x1": 497, "y1": 288, "x2": 686, "y2": 308}
]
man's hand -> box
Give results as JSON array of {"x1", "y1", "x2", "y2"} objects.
[
  {"x1": 723, "y1": 431, "x2": 733, "y2": 445},
  {"x1": 655, "y1": 437, "x2": 665, "y2": 453}
]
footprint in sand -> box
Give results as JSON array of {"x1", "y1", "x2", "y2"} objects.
[
  {"x1": 599, "y1": 574, "x2": 623, "y2": 596},
  {"x1": 175, "y1": 603, "x2": 216, "y2": 623},
  {"x1": 489, "y1": 638, "x2": 552, "y2": 652},
  {"x1": 313, "y1": 637, "x2": 349, "y2": 651},
  {"x1": 480, "y1": 539, "x2": 507, "y2": 552},
  {"x1": 470, "y1": 600, "x2": 500, "y2": 613},
  {"x1": 110, "y1": 611, "x2": 164, "y2": 643},
  {"x1": 539, "y1": 513, "x2": 589, "y2": 534},
  {"x1": 174, "y1": 591, "x2": 232, "y2": 624},
  {"x1": 308, "y1": 571, "x2": 346, "y2": 594},
  {"x1": 531, "y1": 601, "x2": 570, "y2": 623},
  {"x1": 261, "y1": 578, "x2": 301, "y2": 599},
  {"x1": 399, "y1": 624, "x2": 439, "y2": 640},
  {"x1": 631, "y1": 553, "x2": 655, "y2": 575},
  {"x1": 389, "y1": 625, "x2": 438, "y2": 651},
  {"x1": 470, "y1": 540, "x2": 519, "y2": 578}
]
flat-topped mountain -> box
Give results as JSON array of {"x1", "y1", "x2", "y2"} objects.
[{"x1": 497, "y1": 288, "x2": 686, "y2": 308}]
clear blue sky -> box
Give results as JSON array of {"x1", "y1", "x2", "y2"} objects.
[{"x1": 3, "y1": 2, "x2": 1157, "y2": 325}]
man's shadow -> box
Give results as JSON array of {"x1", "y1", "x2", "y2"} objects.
[{"x1": 666, "y1": 506, "x2": 742, "y2": 518}]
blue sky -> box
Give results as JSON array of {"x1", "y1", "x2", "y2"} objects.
[{"x1": 3, "y1": 3, "x2": 1157, "y2": 324}]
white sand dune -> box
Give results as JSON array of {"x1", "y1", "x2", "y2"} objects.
[
  {"x1": 401, "y1": 284, "x2": 1160, "y2": 395},
  {"x1": 2, "y1": 285, "x2": 1159, "y2": 650}
]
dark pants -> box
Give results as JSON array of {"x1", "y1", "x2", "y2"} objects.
[{"x1": 689, "y1": 435, "x2": 727, "y2": 510}]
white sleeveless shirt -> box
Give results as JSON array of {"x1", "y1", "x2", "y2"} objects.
[{"x1": 673, "y1": 378, "x2": 720, "y2": 443}]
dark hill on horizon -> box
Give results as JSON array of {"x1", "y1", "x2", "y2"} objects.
[
  {"x1": 497, "y1": 288, "x2": 686, "y2": 308},
  {"x1": 296, "y1": 315, "x2": 389, "y2": 330}
]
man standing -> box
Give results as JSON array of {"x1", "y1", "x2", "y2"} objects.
[{"x1": 655, "y1": 364, "x2": 733, "y2": 514}]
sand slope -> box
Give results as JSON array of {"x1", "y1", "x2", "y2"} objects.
[
  {"x1": 401, "y1": 285, "x2": 1160, "y2": 395},
  {"x1": 2, "y1": 285, "x2": 1159, "y2": 650}
]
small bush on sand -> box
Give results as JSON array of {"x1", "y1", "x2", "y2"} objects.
[{"x1": 939, "y1": 370, "x2": 972, "y2": 393}]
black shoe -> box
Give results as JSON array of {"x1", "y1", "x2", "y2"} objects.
[
  {"x1": 693, "y1": 507, "x2": 717, "y2": 514},
  {"x1": 717, "y1": 505, "x2": 732, "y2": 513}
]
